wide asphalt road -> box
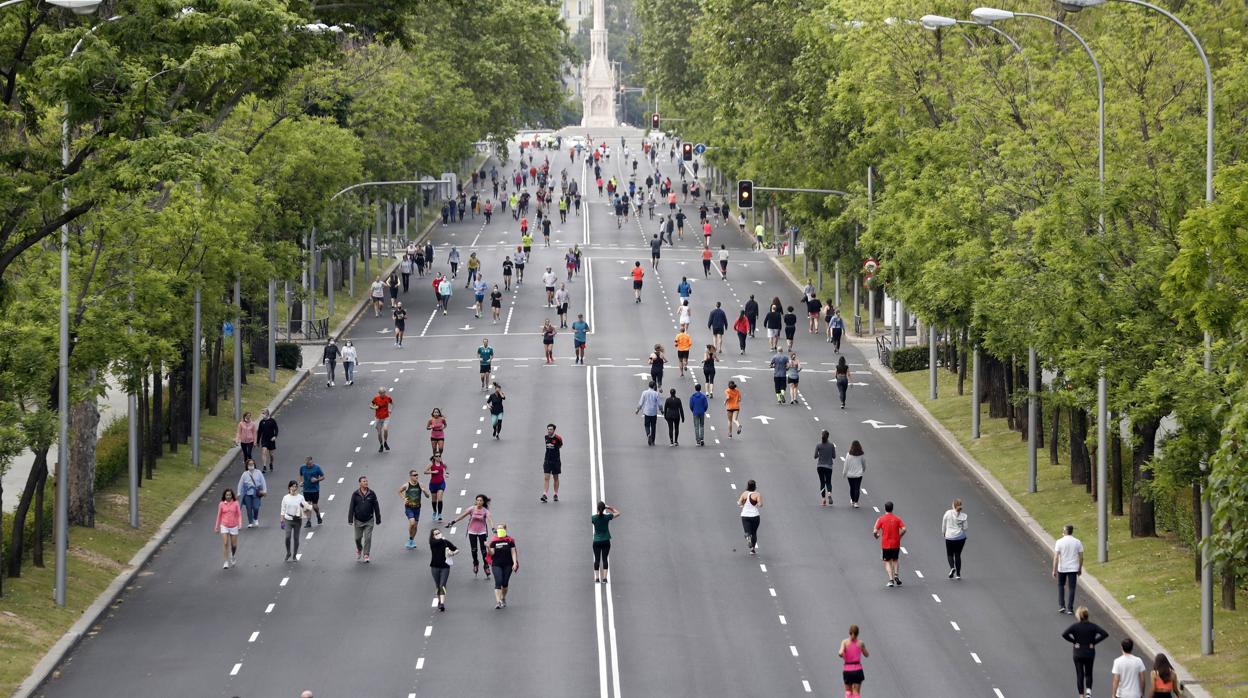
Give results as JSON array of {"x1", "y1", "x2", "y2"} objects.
[{"x1": 37, "y1": 130, "x2": 1131, "y2": 698}]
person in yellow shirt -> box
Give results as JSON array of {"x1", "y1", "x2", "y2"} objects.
[{"x1": 674, "y1": 331, "x2": 693, "y2": 376}]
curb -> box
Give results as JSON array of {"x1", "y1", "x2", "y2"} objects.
[
  {"x1": 13, "y1": 369, "x2": 311, "y2": 698},
  {"x1": 768, "y1": 253, "x2": 1208, "y2": 698}
]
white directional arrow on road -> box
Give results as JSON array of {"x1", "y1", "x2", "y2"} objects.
[
  {"x1": 849, "y1": 382, "x2": 870, "y2": 386},
  {"x1": 732, "y1": 375, "x2": 750, "y2": 383},
  {"x1": 634, "y1": 373, "x2": 651, "y2": 379},
  {"x1": 376, "y1": 329, "x2": 391, "y2": 334},
  {"x1": 751, "y1": 415, "x2": 775, "y2": 425},
  {"x1": 862, "y1": 419, "x2": 907, "y2": 429},
  {"x1": 459, "y1": 325, "x2": 473, "y2": 331},
  {"x1": 752, "y1": 280, "x2": 766, "y2": 285}
]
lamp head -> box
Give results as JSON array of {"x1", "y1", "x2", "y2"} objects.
[
  {"x1": 920, "y1": 14, "x2": 958, "y2": 30},
  {"x1": 1058, "y1": 0, "x2": 1106, "y2": 10},
  {"x1": 971, "y1": 7, "x2": 1015, "y2": 23},
  {"x1": 47, "y1": 0, "x2": 102, "y2": 15}
]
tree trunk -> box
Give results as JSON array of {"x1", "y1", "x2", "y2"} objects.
[
  {"x1": 985, "y1": 354, "x2": 1009, "y2": 419},
  {"x1": 1036, "y1": 397, "x2": 1044, "y2": 449},
  {"x1": 1069, "y1": 408, "x2": 1090, "y2": 486},
  {"x1": 206, "y1": 333, "x2": 222, "y2": 417},
  {"x1": 956, "y1": 329, "x2": 967, "y2": 395},
  {"x1": 168, "y1": 351, "x2": 181, "y2": 453},
  {"x1": 1111, "y1": 420, "x2": 1124, "y2": 516},
  {"x1": 7, "y1": 448, "x2": 48, "y2": 578},
  {"x1": 1004, "y1": 357, "x2": 1017, "y2": 430},
  {"x1": 32, "y1": 465, "x2": 46, "y2": 567},
  {"x1": 151, "y1": 361, "x2": 162, "y2": 464},
  {"x1": 1049, "y1": 397, "x2": 1061, "y2": 466},
  {"x1": 67, "y1": 368, "x2": 101, "y2": 528},
  {"x1": 1129, "y1": 414, "x2": 1159, "y2": 538}
]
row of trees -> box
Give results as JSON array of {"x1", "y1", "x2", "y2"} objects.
[
  {"x1": 0, "y1": 0, "x2": 571, "y2": 595},
  {"x1": 636, "y1": 0, "x2": 1247, "y2": 605}
]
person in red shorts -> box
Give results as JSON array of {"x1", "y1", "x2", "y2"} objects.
[
  {"x1": 872, "y1": 500, "x2": 907, "y2": 588},
  {"x1": 370, "y1": 388, "x2": 394, "y2": 453}
]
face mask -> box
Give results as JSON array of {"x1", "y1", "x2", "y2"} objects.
[{"x1": 496, "y1": 527, "x2": 507, "y2": 537}]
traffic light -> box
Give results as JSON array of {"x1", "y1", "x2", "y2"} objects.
[
  {"x1": 651, "y1": 112, "x2": 660, "y2": 130},
  {"x1": 682, "y1": 142, "x2": 693, "y2": 161},
  {"x1": 737, "y1": 179, "x2": 754, "y2": 209}
]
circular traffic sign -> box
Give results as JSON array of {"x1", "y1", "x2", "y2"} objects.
[
  {"x1": 693, "y1": 143, "x2": 706, "y2": 155},
  {"x1": 863, "y1": 258, "x2": 878, "y2": 273}
]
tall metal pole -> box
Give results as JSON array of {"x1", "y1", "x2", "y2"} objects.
[
  {"x1": 971, "y1": 346, "x2": 981, "y2": 439},
  {"x1": 348, "y1": 236, "x2": 355, "y2": 299},
  {"x1": 866, "y1": 166, "x2": 875, "y2": 335},
  {"x1": 232, "y1": 277, "x2": 241, "y2": 421},
  {"x1": 327, "y1": 252, "x2": 335, "y2": 325},
  {"x1": 191, "y1": 287, "x2": 201, "y2": 467},
  {"x1": 1028, "y1": 346, "x2": 1038, "y2": 493},
  {"x1": 929, "y1": 326, "x2": 938, "y2": 399},
  {"x1": 267, "y1": 279, "x2": 276, "y2": 383},
  {"x1": 834, "y1": 260, "x2": 841, "y2": 309},
  {"x1": 1097, "y1": 371, "x2": 1108, "y2": 563},
  {"x1": 55, "y1": 103, "x2": 71, "y2": 607},
  {"x1": 309, "y1": 226, "x2": 317, "y2": 335}
]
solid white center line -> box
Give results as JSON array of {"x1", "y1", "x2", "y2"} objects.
[
  {"x1": 230, "y1": 663, "x2": 242, "y2": 676},
  {"x1": 950, "y1": 621, "x2": 961, "y2": 632},
  {"x1": 248, "y1": 631, "x2": 259, "y2": 643},
  {"x1": 264, "y1": 603, "x2": 275, "y2": 614},
  {"x1": 424, "y1": 625, "x2": 433, "y2": 638},
  {"x1": 932, "y1": 594, "x2": 942, "y2": 603},
  {"x1": 971, "y1": 652, "x2": 982, "y2": 664},
  {"x1": 279, "y1": 577, "x2": 289, "y2": 587}
]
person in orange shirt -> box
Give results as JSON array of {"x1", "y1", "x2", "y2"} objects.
[
  {"x1": 674, "y1": 330, "x2": 693, "y2": 376},
  {"x1": 370, "y1": 388, "x2": 394, "y2": 453},
  {"x1": 630, "y1": 262, "x2": 644, "y2": 303},
  {"x1": 702, "y1": 245, "x2": 713, "y2": 278},
  {"x1": 724, "y1": 380, "x2": 742, "y2": 437}
]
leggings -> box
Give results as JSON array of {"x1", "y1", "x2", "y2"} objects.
[
  {"x1": 666, "y1": 418, "x2": 680, "y2": 443},
  {"x1": 847, "y1": 476, "x2": 862, "y2": 504},
  {"x1": 468, "y1": 533, "x2": 489, "y2": 567},
  {"x1": 593, "y1": 540, "x2": 611, "y2": 570},
  {"x1": 325, "y1": 360, "x2": 337, "y2": 382},
  {"x1": 817, "y1": 467, "x2": 834, "y2": 500},
  {"x1": 431, "y1": 566, "x2": 451, "y2": 594},
  {"x1": 1073, "y1": 656, "x2": 1095, "y2": 694},
  {"x1": 239, "y1": 442, "x2": 254, "y2": 463},
  {"x1": 284, "y1": 517, "x2": 302, "y2": 557},
  {"x1": 737, "y1": 332, "x2": 748, "y2": 352},
  {"x1": 945, "y1": 537, "x2": 966, "y2": 574},
  {"x1": 741, "y1": 515, "x2": 760, "y2": 548},
  {"x1": 836, "y1": 377, "x2": 849, "y2": 405}
]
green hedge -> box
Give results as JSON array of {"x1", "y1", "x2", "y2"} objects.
[
  {"x1": 95, "y1": 418, "x2": 128, "y2": 489},
  {"x1": 890, "y1": 345, "x2": 930, "y2": 372},
  {"x1": 276, "y1": 342, "x2": 302, "y2": 370}
]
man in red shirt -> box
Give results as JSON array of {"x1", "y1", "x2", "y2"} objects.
[
  {"x1": 370, "y1": 388, "x2": 394, "y2": 453},
  {"x1": 872, "y1": 500, "x2": 907, "y2": 588}
]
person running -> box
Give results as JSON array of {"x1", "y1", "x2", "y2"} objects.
[
  {"x1": 733, "y1": 311, "x2": 750, "y2": 355},
  {"x1": 717, "y1": 245, "x2": 730, "y2": 279},
  {"x1": 1147, "y1": 653, "x2": 1177, "y2": 698},
  {"x1": 541, "y1": 216, "x2": 552, "y2": 246},
  {"x1": 677, "y1": 276, "x2": 692, "y2": 301},
  {"x1": 806, "y1": 293, "x2": 823, "y2": 333},
  {"x1": 571, "y1": 313, "x2": 591, "y2": 364},
  {"x1": 769, "y1": 349, "x2": 789, "y2": 405},
  {"x1": 844, "y1": 440, "x2": 866, "y2": 507},
  {"x1": 484, "y1": 382, "x2": 506, "y2": 438},
  {"x1": 387, "y1": 271, "x2": 400, "y2": 307},
  {"x1": 472, "y1": 277, "x2": 487, "y2": 318},
  {"x1": 650, "y1": 234, "x2": 662, "y2": 269},
  {"x1": 677, "y1": 299, "x2": 691, "y2": 333},
  {"x1": 636, "y1": 380, "x2": 661, "y2": 446},
  {"x1": 591, "y1": 501, "x2": 621, "y2": 583},
  {"x1": 783, "y1": 306, "x2": 798, "y2": 350},
  {"x1": 763, "y1": 304, "x2": 783, "y2": 352},
  {"x1": 234, "y1": 411, "x2": 256, "y2": 465},
  {"x1": 426, "y1": 408, "x2": 447, "y2": 457},
  {"x1": 542, "y1": 267, "x2": 558, "y2": 307},
  {"x1": 1111, "y1": 638, "x2": 1147, "y2": 698},
  {"x1": 541, "y1": 319, "x2": 557, "y2": 363},
  {"x1": 631, "y1": 262, "x2": 644, "y2": 303},
  {"x1": 663, "y1": 388, "x2": 685, "y2": 446},
  {"x1": 555, "y1": 283, "x2": 571, "y2": 328},
  {"x1": 702, "y1": 345, "x2": 717, "y2": 398},
  {"x1": 1053, "y1": 524, "x2": 1085, "y2": 615},
  {"x1": 392, "y1": 301, "x2": 407, "y2": 347},
  {"x1": 298, "y1": 456, "x2": 325, "y2": 527},
  {"x1": 701, "y1": 245, "x2": 712, "y2": 278},
  {"x1": 214, "y1": 488, "x2": 242, "y2": 569},
  {"x1": 371, "y1": 387, "x2": 393, "y2": 452},
  {"x1": 942, "y1": 498, "x2": 968, "y2": 579},
  {"x1": 279, "y1": 480, "x2": 310, "y2": 562},
  {"x1": 425, "y1": 455, "x2": 448, "y2": 521},
  {"x1": 814, "y1": 430, "x2": 836, "y2": 507},
  {"x1": 707, "y1": 302, "x2": 728, "y2": 352},
  {"x1": 785, "y1": 352, "x2": 802, "y2": 404},
  {"x1": 487, "y1": 523, "x2": 519, "y2": 609},
  {"x1": 725, "y1": 380, "x2": 742, "y2": 437},
  {"x1": 348, "y1": 476, "x2": 381, "y2": 563},
  {"x1": 449, "y1": 494, "x2": 494, "y2": 576},
  {"x1": 322, "y1": 337, "x2": 340, "y2": 387},
  {"x1": 502, "y1": 256, "x2": 514, "y2": 291},
  {"x1": 515, "y1": 248, "x2": 527, "y2": 286},
  {"x1": 565, "y1": 248, "x2": 577, "y2": 281},
  {"x1": 237, "y1": 459, "x2": 267, "y2": 528},
  {"x1": 737, "y1": 480, "x2": 762, "y2": 554},
  {"x1": 835, "y1": 356, "x2": 851, "y2": 409},
  {"x1": 541, "y1": 424, "x2": 562, "y2": 502},
  {"x1": 257, "y1": 408, "x2": 278, "y2": 473},
  {"x1": 490, "y1": 284, "x2": 503, "y2": 324},
  {"x1": 873, "y1": 500, "x2": 907, "y2": 587},
  {"x1": 370, "y1": 276, "x2": 385, "y2": 317},
  {"x1": 477, "y1": 339, "x2": 494, "y2": 391},
  {"x1": 838, "y1": 625, "x2": 869, "y2": 698},
  {"x1": 341, "y1": 339, "x2": 357, "y2": 386},
  {"x1": 744, "y1": 295, "x2": 759, "y2": 338},
  {"x1": 648, "y1": 344, "x2": 667, "y2": 390},
  {"x1": 1061, "y1": 606, "x2": 1110, "y2": 698},
  {"x1": 431, "y1": 271, "x2": 444, "y2": 310},
  {"x1": 521, "y1": 231, "x2": 533, "y2": 257},
  {"x1": 674, "y1": 330, "x2": 693, "y2": 377},
  {"x1": 399, "y1": 469, "x2": 430, "y2": 549},
  {"x1": 428, "y1": 527, "x2": 459, "y2": 611}
]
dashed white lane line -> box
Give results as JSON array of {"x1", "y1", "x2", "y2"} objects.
[
  {"x1": 759, "y1": 564, "x2": 767, "y2": 572},
  {"x1": 337, "y1": 477, "x2": 345, "y2": 484},
  {"x1": 230, "y1": 663, "x2": 242, "y2": 676},
  {"x1": 472, "y1": 443, "x2": 478, "y2": 449},
  {"x1": 265, "y1": 603, "x2": 275, "y2": 614},
  {"x1": 950, "y1": 621, "x2": 961, "y2": 632},
  {"x1": 970, "y1": 652, "x2": 982, "y2": 664},
  {"x1": 306, "y1": 531, "x2": 314, "y2": 540},
  {"x1": 464, "y1": 472, "x2": 471, "y2": 480},
  {"x1": 430, "y1": 598, "x2": 439, "y2": 608},
  {"x1": 901, "y1": 546, "x2": 909, "y2": 555},
  {"x1": 724, "y1": 467, "x2": 731, "y2": 472},
  {"x1": 802, "y1": 680, "x2": 812, "y2": 693},
  {"x1": 476, "y1": 429, "x2": 482, "y2": 435},
  {"x1": 248, "y1": 631, "x2": 259, "y2": 643},
  {"x1": 415, "y1": 658, "x2": 425, "y2": 671},
  {"x1": 730, "y1": 483, "x2": 737, "y2": 490},
  {"x1": 993, "y1": 689, "x2": 1004, "y2": 698},
  {"x1": 789, "y1": 645, "x2": 799, "y2": 657},
  {"x1": 932, "y1": 594, "x2": 942, "y2": 603},
  {"x1": 361, "y1": 433, "x2": 369, "y2": 438},
  {"x1": 327, "y1": 494, "x2": 335, "y2": 501},
  {"x1": 459, "y1": 489, "x2": 467, "y2": 496},
  {"x1": 861, "y1": 488, "x2": 868, "y2": 495},
  {"x1": 424, "y1": 625, "x2": 433, "y2": 638},
  {"x1": 279, "y1": 577, "x2": 289, "y2": 587},
  {"x1": 768, "y1": 588, "x2": 777, "y2": 597},
  {"x1": 778, "y1": 615, "x2": 787, "y2": 625},
  {"x1": 872, "y1": 506, "x2": 880, "y2": 513},
  {"x1": 914, "y1": 569, "x2": 924, "y2": 579},
  {"x1": 468, "y1": 457, "x2": 475, "y2": 464},
  {"x1": 354, "y1": 446, "x2": 361, "y2": 453}
]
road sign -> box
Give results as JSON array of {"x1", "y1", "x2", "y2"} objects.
[
  {"x1": 222, "y1": 321, "x2": 233, "y2": 337},
  {"x1": 863, "y1": 258, "x2": 878, "y2": 274},
  {"x1": 694, "y1": 143, "x2": 706, "y2": 155}
]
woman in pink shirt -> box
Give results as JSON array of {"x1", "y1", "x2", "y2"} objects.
[
  {"x1": 234, "y1": 411, "x2": 257, "y2": 465},
  {"x1": 838, "y1": 624, "x2": 869, "y2": 697},
  {"x1": 215, "y1": 489, "x2": 242, "y2": 569}
]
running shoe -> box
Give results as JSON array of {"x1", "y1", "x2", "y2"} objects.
[
  {"x1": 378, "y1": 445, "x2": 384, "y2": 453},
  {"x1": 893, "y1": 577, "x2": 902, "y2": 587},
  {"x1": 384, "y1": 442, "x2": 391, "y2": 451},
  {"x1": 886, "y1": 580, "x2": 895, "y2": 588},
  {"x1": 362, "y1": 554, "x2": 370, "y2": 563},
  {"x1": 223, "y1": 561, "x2": 230, "y2": 569},
  {"x1": 356, "y1": 550, "x2": 362, "y2": 561},
  {"x1": 553, "y1": 494, "x2": 559, "y2": 502},
  {"x1": 473, "y1": 562, "x2": 479, "y2": 575},
  {"x1": 406, "y1": 540, "x2": 416, "y2": 549},
  {"x1": 955, "y1": 573, "x2": 962, "y2": 580},
  {"x1": 439, "y1": 603, "x2": 445, "y2": 612},
  {"x1": 948, "y1": 568, "x2": 956, "y2": 578},
  {"x1": 540, "y1": 494, "x2": 548, "y2": 503}
]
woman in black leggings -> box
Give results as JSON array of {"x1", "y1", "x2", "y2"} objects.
[
  {"x1": 1061, "y1": 606, "x2": 1108, "y2": 698},
  {"x1": 591, "y1": 501, "x2": 621, "y2": 583}
]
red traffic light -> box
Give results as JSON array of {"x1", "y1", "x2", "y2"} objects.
[
  {"x1": 651, "y1": 113, "x2": 660, "y2": 129},
  {"x1": 682, "y1": 142, "x2": 693, "y2": 161}
]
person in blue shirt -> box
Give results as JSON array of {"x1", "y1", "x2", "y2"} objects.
[
  {"x1": 472, "y1": 278, "x2": 488, "y2": 319},
  {"x1": 689, "y1": 384, "x2": 709, "y2": 447},
  {"x1": 571, "y1": 313, "x2": 591, "y2": 364},
  {"x1": 677, "y1": 277, "x2": 692, "y2": 300},
  {"x1": 298, "y1": 457, "x2": 326, "y2": 528},
  {"x1": 635, "y1": 381, "x2": 662, "y2": 446}
]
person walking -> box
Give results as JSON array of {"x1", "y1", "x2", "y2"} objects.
[
  {"x1": 487, "y1": 523, "x2": 519, "y2": 609},
  {"x1": 835, "y1": 356, "x2": 851, "y2": 409},
  {"x1": 873, "y1": 501, "x2": 907, "y2": 587},
  {"x1": 502, "y1": 256, "x2": 514, "y2": 291},
  {"x1": 838, "y1": 625, "x2": 869, "y2": 698},
  {"x1": 348, "y1": 476, "x2": 381, "y2": 563},
  {"x1": 370, "y1": 276, "x2": 385, "y2": 317},
  {"x1": 572, "y1": 314, "x2": 591, "y2": 364},
  {"x1": 398, "y1": 469, "x2": 431, "y2": 550},
  {"x1": 237, "y1": 459, "x2": 267, "y2": 528},
  {"x1": 783, "y1": 306, "x2": 798, "y2": 350},
  {"x1": 725, "y1": 380, "x2": 742, "y2": 437},
  {"x1": 701, "y1": 345, "x2": 718, "y2": 397},
  {"x1": 279, "y1": 480, "x2": 310, "y2": 562},
  {"x1": 322, "y1": 337, "x2": 341, "y2": 387},
  {"x1": 257, "y1": 408, "x2": 278, "y2": 473},
  {"x1": 707, "y1": 301, "x2": 728, "y2": 352},
  {"x1": 486, "y1": 383, "x2": 505, "y2": 439},
  {"x1": 1061, "y1": 606, "x2": 1110, "y2": 698},
  {"x1": 234, "y1": 411, "x2": 257, "y2": 465},
  {"x1": 785, "y1": 351, "x2": 801, "y2": 404},
  {"x1": 844, "y1": 440, "x2": 866, "y2": 507},
  {"x1": 214, "y1": 489, "x2": 242, "y2": 569},
  {"x1": 648, "y1": 344, "x2": 667, "y2": 390},
  {"x1": 814, "y1": 431, "x2": 836, "y2": 507},
  {"x1": 733, "y1": 311, "x2": 750, "y2": 355},
  {"x1": 477, "y1": 339, "x2": 494, "y2": 391},
  {"x1": 371, "y1": 387, "x2": 393, "y2": 453},
  {"x1": 425, "y1": 454, "x2": 448, "y2": 521},
  {"x1": 400, "y1": 254, "x2": 413, "y2": 293},
  {"x1": 1111, "y1": 638, "x2": 1147, "y2": 698},
  {"x1": 448, "y1": 246, "x2": 460, "y2": 279},
  {"x1": 942, "y1": 499, "x2": 968, "y2": 579},
  {"x1": 427, "y1": 407, "x2": 447, "y2": 457},
  {"x1": 769, "y1": 349, "x2": 789, "y2": 405},
  {"x1": 1053, "y1": 524, "x2": 1085, "y2": 614},
  {"x1": 541, "y1": 319, "x2": 557, "y2": 364},
  {"x1": 466, "y1": 252, "x2": 480, "y2": 287},
  {"x1": 428, "y1": 527, "x2": 459, "y2": 612},
  {"x1": 298, "y1": 456, "x2": 325, "y2": 528},
  {"x1": 763, "y1": 304, "x2": 783, "y2": 352},
  {"x1": 341, "y1": 339, "x2": 357, "y2": 386},
  {"x1": 806, "y1": 292, "x2": 822, "y2": 333},
  {"x1": 830, "y1": 309, "x2": 845, "y2": 351},
  {"x1": 437, "y1": 274, "x2": 452, "y2": 315},
  {"x1": 387, "y1": 271, "x2": 400, "y2": 307},
  {"x1": 1147, "y1": 653, "x2": 1178, "y2": 698},
  {"x1": 737, "y1": 480, "x2": 762, "y2": 555},
  {"x1": 663, "y1": 388, "x2": 685, "y2": 446},
  {"x1": 636, "y1": 381, "x2": 662, "y2": 446},
  {"x1": 449, "y1": 494, "x2": 494, "y2": 577},
  {"x1": 690, "y1": 384, "x2": 709, "y2": 447},
  {"x1": 591, "y1": 501, "x2": 621, "y2": 583},
  {"x1": 472, "y1": 277, "x2": 487, "y2": 319},
  {"x1": 541, "y1": 424, "x2": 563, "y2": 502},
  {"x1": 543, "y1": 267, "x2": 558, "y2": 307},
  {"x1": 555, "y1": 283, "x2": 571, "y2": 328}
]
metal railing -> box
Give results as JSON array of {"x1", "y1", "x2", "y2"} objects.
[
  {"x1": 876, "y1": 334, "x2": 893, "y2": 368},
  {"x1": 277, "y1": 317, "x2": 329, "y2": 343}
]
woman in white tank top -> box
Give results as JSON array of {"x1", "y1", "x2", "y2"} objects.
[{"x1": 737, "y1": 480, "x2": 762, "y2": 555}]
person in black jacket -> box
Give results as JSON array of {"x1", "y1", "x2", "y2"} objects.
[
  {"x1": 744, "y1": 295, "x2": 760, "y2": 338},
  {"x1": 1061, "y1": 606, "x2": 1109, "y2": 698},
  {"x1": 322, "y1": 337, "x2": 340, "y2": 387},
  {"x1": 706, "y1": 302, "x2": 729, "y2": 353},
  {"x1": 348, "y1": 476, "x2": 381, "y2": 563},
  {"x1": 763, "y1": 304, "x2": 783, "y2": 352},
  {"x1": 257, "y1": 408, "x2": 278, "y2": 473},
  {"x1": 663, "y1": 388, "x2": 686, "y2": 447}
]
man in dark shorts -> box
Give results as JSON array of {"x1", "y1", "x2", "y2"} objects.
[
  {"x1": 392, "y1": 302, "x2": 407, "y2": 348},
  {"x1": 487, "y1": 524, "x2": 519, "y2": 609},
  {"x1": 257, "y1": 408, "x2": 278, "y2": 472},
  {"x1": 398, "y1": 470, "x2": 430, "y2": 549},
  {"x1": 477, "y1": 338, "x2": 494, "y2": 391},
  {"x1": 540, "y1": 423, "x2": 562, "y2": 502},
  {"x1": 769, "y1": 350, "x2": 789, "y2": 404},
  {"x1": 298, "y1": 456, "x2": 326, "y2": 528},
  {"x1": 806, "y1": 294, "x2": 823, "y2": 333},
  {"x1": 650, "y1": 234, "x2": 662, "y2": 270},
  {"x1": 631, "y1": 262, "x2": 644, "y2": 303},
  {"x1": 873, "y1": 501, "x2": 908, "y2": 588}
]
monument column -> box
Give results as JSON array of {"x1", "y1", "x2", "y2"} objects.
[{"x1": 581, "y1": 0, "x2": 617, "y2": 128}]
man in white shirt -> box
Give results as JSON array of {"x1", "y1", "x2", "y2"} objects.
[
  {"x1": 1110, "y1": 637, "x2": 1146, "y2": 698},
  {"x1": 1052, "y1": 524, "x2": 1084, "y2": 614}
]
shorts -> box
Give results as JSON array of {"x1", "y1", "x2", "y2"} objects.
[
  {"x1": 375, "y1": 417, "x2": 390, "y2": 427},
  {"x1": 787, "y1": 377, "x2": 799, "y2": 385},
  {"x1": 574, "y1": 339, "x2": 586, "y2": 348},
  {"x1": 842, "y1": 669, "x2": 865, "y2": 685},
  {"x1": 303, "y1": 491, "x2": 320, "y2": 504},
  {"x1": 394, "y1": 321, "x2": 405, "y2": 331},
  {"x1": 784, "y1": 328, "x2": 796, "y2": 340},
  {"x1": 491, "y1": 301, "x2": 501, "y2": 308},
  {"x1": 480, "y1": 364, "x2": 492, "y2": 374},
  {"x1": 475, "y1": 294, "x2": 485, "y2": 303},
  {"x1": 773, "y1": 377, "x2": 786, "y2": 393},
  {"x1": 808, "y1": 311, "x2": 819, "y2": 318},
  {"x1": 727, "y1": 409, "x2": 739, "y2": 417},
  {"x1": 558, "y1": 303, "x2": 568, "y2": 314},
  {"x1": 260, "y1": 439, "x2": 277, "y2": 451},
  {"x1": 371, "y1": 295, "x2": 384, "y2": 302},
  {"x1": 516, "y1": 264, "x2": 525, "y2": 271},
  {"x1": 545, "y1": 286, "x2": 555, "y2": 294},
  {"x1": 767, "y1": 328, "x2": 780, "y2": 338},
  {"x1": 492, "y1": 564, "x2": 513, "y2": 589},
  {"x1": 405, "y1": 506, "x2": 422, "y2": 520},
  {"x1": 651, "y1": 252, "x2": 660, "y2": 259},
  {"x1": 491, "y1": 413, "x2": 503, "y2": 425},
  {"x1": 882, "y1": 547, "x2": 900, "y2": 561},
  {"x1": 429, "y1": 481, "x2": 446, "y2": 493},
  {"x1": 543, "y1": 460, "x2": 562, "y2": 475},
  {"x1": 633, "y1": 280, "x2": 643, "y2": 290},
  {"x1": 677, "y1": 350, "x2": 690, "y2": 360},
  {"x1": 219, "y1": 526, "x2": 239, "y2": 536}
]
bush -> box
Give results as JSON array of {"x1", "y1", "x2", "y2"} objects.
[
  {"x1": 275, "y1": 342, "x2": 302, "y2": 370},
  {"x1": 890, "y1": 345, "x2": 930, "y2": 372},
  {"x1": 94, "y1": 418, "x2": 128, "y2": 489}
]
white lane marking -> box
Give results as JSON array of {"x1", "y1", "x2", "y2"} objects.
[
  {"x1": 802, "y1": 680, "x2": 812, "y2": 693},
  {"x1": 480, "y1": 416, "x2": 485, "y2": 422},
  {"x1": 420, "y1": 308, "x2": 437, "y2": 336},
  {"x1": 295, "y1": 553, "x2": 302, "y2": 560},
  {"x1": 872, "y1": 506, "x2": 880, "y2": 513},
  {"x1": 337, "y1": 477, "x2": 344, "y2": 484},
  {"x1": 279, "y1": 577, "x2": 289, "y2": 587},
  {"x1": 768, "y1": 588, "x2": 777, "y2": 597},
  {"x1": 778, "y1": 615, "x2": 787, "y2": 625},
  {"x1": 901, "y1": 546, "x2": 908, "y2": 555},
  {"x1": 306, "y1": 531, "x2": 314, "y2": 540},
  {"x1": 354, "y1": 446, "x2": 360, "y2": 453},
  {"x1": 914, "y1": 570, "x2": 924, "y2": 579},
  {"x1": 415, "y1": 658, "x2": 425, "y2": 670},
  {"x1": 476, "y1": 429, "x2": 482, "y2": 435},
  {"x1": 465, "y1": 473, "x2": 471, "y2": 480},
  {"x1": 265, "y1": 603, "x2": 275, "y2": 614},
  {"x1": 472, "y1": 443, "x2": 478, "y2": 449},
  {"x1": 468, "y1": 458, "x2": 475, "y2": 464},
  {"x1": 971, "y1": 652, "x2": 982, "y2": 664},
  {"x1": 932, "y1": 594, "x2": 942, "y2": 603},
  {"x1": 424, "y1": 625, "x2": 433, "y2": 638},
  {"x1": 789, "y1": 645, "x2": 799, "y2": 657},
  {"x1": 455, "y1": 507, "x2": 463, "y2": 515},
  {"x1": 460, "y1": 489, "x2": 467, "y2": 496},
  {"x1": 813, "y1": 416, "x2": 820, "y2": 422},
  {"x1": 759, "y1": 564, "x2": 767, "y2": 572},
  {"x1": 327, "y1": 493, "x2": 335, "y2": 501},
  {"x1": 730, "y1": 483, "x2": 737, "y2": 490},
  {"x1": 248, "y1": 631, "x2": 259, "y2": 642},
  {"x1": 361, "y1": 433, "x2": 369, "y2": 438},
  {"x1": 724, "y1": 467, "x2": 731, "y2": 472},
  {"x1": 431, "y1": 598, "x2": 438, "y2": 608},
  {"x1": 993, "y1": 689, "x2": 1004, "y2": 698},
  {"x1": 230, "y1": 663, "x2": 242, "y2": 676},
  {"x1": 951, "y1": 621, "x2": 961, "y2": 632},
  {"x1": 861, "y1": 488, "x2": 868, "y2": 495}
]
